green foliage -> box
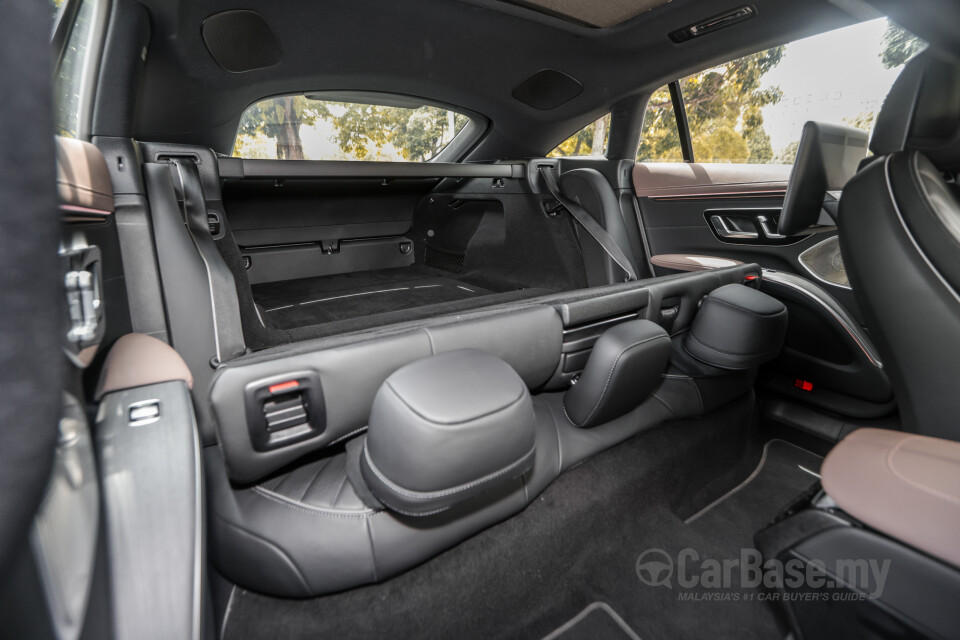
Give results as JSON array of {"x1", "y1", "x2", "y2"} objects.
[
  {"x1": 772, "y1": 140, "x2": 800, "y2": 164},
  {"x1": 636, "y1": 87, "x2": 683, "y2": 162},
  {"x1": 637, "y1": 46, "x2": 785, "y2": 163},
  {"x1": 880, "y1": 20, "x2": 926, "y2": 69},
  {"x1": 549, "y1": 114, "x2": 610, "y2": 158},
  {"x1": 234, "y1": 96, "x2": 467, "y2": 161},
  {"x1": 843, "y1": 111, "x2": 878, "y2": 132}
]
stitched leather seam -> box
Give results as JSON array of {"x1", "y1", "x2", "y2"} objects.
[
  {"x1": 212, "y1": 513, "x2": 312, "y2": 594},
  {"x1": 685, "y1": 332, "x2": 775, "y2": 360},
  {"x1": 566, "y1": 333, "x2": 669, "y2": 427},
  {"x1": 327, "y1": 426, "x2": 368, "y2": 446},
  {"x1": 704, "y1": 296, "x2": 786, "y2": 318},
  {"x1": 363, "y1": 444, "x2": 535, "y2": 500},
  {"x1": 252, "y1": 486, "x2": 379, "y2": 518},
  {"x1": 384, "y1": 379, "x2": 527, "y2": 426},
  {"x1": 886, "y1": 435, "x2": 960, "y2": 506}
]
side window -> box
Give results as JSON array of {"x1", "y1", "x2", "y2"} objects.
[
  {"x1": 639, "y1": 18, "x2": 925, "y2": 165},
  {"x1": 233, "y1": 96, "x2": 471, "y2": 161},
  {"x1": 636, "y1": 86, "x2": 684, "y2": 162},
  {"x1": 54, "y1": 0, "x2": 99, "y2": 138},
  {"x1": 548, "y1": 114, "x2": 611, "y2": 158}
]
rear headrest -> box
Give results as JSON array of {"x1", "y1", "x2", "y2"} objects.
[
  {"x1": 870, "y1": 52, "x2": 960, "y2": 171},
  {"x1": 56, "y1": 136, "x2": 114, "y2": 214}
]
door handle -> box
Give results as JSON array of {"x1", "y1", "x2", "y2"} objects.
[
  {"x1": 710, "y1": 215, "x2": 759, "y2": 239},
  {"x1": 756, "y1": 215, "x2": 786, "y2": 239}
]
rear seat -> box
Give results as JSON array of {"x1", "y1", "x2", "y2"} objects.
[
  {"x1": 127, "y1": 140, "x2": 785, "y2": 597},
  {"x1": 206, "y1": 264, "x2": 784, "y2": 596}
]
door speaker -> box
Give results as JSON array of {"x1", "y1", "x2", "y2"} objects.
[
  {"x1": 512, "y1": 69, "x2": 583, "y2": 110},
  {"x1": 202, "y1": 10, "x2": 282, "y2": 73}
]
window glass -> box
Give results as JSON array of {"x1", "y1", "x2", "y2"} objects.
[
  {"x1": 50, "y1": 0, "x2": 66, "y2": 24},
  {"x1": 641, "y1": 18, "x2": 925, "y2": 164},
  {"x1": 548, "y1": 114, "x2": 610, "y2": 157},
  {"x1": 636, "y1": 86, "x2": 684, "y2": 162},
  {"x1": 54, "y1": 0, "x2": 96, "y2": 138},
  {"x1": 233, "y1": 96, "x2": 471, "y2": 161}
]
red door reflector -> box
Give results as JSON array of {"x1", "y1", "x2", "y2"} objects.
[
  {"x1": 268, "y1": 380, "x2": 300, "y2": 394},
  {"x1": 794, "y1": 379, "x2": 814, "y2": 392}
]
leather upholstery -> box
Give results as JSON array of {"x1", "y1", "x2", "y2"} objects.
[
  {"x1": 682, "y1": 284, "x2": 787, "y2": 371},
  {"x1": 95, "y1": 333, "x2": 193, "y2": 400},
  {"x1": 822, "y1": 428, "x2": 960, "y2": 569},
  {"x1": 207, "y1": 268, "x2": 770, "y2": 596},
  {"x1": 361, "y1": 350, "x2": 536, "y2": 515},
  {"x1": 869, "y1": 52, "x2": 960, "y2": 171},
  {"x1": 56, "y1": 136, "x2": 114, "y2": 214},
  {"x1": 563, "y1": 319, "x2": 671, "y2": 428},
  {"x1": 839, "y1": 51, "x2": 960, "y2": 440},
  {"x1": 559, "y1": 168, "x2": 639, "y2": 286}
]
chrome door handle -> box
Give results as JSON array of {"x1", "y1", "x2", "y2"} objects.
[
  {"x1": 756, "y1": 215, "x2": 786, "y2": 239},
  {"x1": 710, "y1": 215, "x2": 758, "y2": 239}
]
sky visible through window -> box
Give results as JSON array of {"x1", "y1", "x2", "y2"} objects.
[{"x1": 760, "y1": 19, "x2": 906, "y2": 155}]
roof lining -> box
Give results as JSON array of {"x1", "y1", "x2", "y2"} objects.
[{"x1": 497, "y1": 0, "x2": 672, "y2": 28}]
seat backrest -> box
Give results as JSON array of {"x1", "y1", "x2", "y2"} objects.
[
  {"x1": 838, "y1": 51, "x2": 960, "y2": 440},
  {"x1": 559, "y1": 168, "x2": 640, "y2": 286}
]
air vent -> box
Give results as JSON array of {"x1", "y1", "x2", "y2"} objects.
[{"x1": 202, "y1": 10, "x2": 282, "y2": 72}]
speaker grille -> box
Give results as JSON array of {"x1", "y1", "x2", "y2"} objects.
[
  {"x1": 512, "y1": 69, "x2": 583, "y2": 110},
  {"x1": 202, "y1": 10, "x2": 282, "y2": 73},
  {"x1": 424, "y1": 245, "x2": 465, "y2": 274}
]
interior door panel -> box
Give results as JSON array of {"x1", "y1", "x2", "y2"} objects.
[{"x1": 633, "y1": 161, "x2": 893, "y2": 424}]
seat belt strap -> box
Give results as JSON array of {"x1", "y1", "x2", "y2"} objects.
[{"x1": 538, "y1": 165, "x2": 638, "y2": 282}]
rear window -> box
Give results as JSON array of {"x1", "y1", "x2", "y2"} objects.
[{"x1": 232, "y1": 95, "x2": 471, "y2": 161}]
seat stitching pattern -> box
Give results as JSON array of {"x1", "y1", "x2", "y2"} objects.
[
  {"x1": 887, "y1": 435, "x2": 960, "y2": 506},
  {"x1": 384, "y1": 379, "x2": 527, "y2": 425},
  {"x1": 252, "y1": 486, "x2": 379, "y2": 518},
  {"x1": 704, "y1": 296, "x2": 786, "y2": 317},
  {"x1": 685, "y1": 332, "x2": 776, "y2": 360},
  {"x1": 363, "y1": 444, "x2": 535, "y2": 500},
  {"x1": 565, "y1": 334, "x2": 669, "y2": 427}
]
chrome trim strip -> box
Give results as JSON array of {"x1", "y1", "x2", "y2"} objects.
[{"x1": 762, "y1": 270, "x2": 883, "y2": 368}]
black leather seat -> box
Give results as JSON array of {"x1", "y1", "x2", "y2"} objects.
[
  {"x1": 206, "y1": 278, "x2": 786, "y2": 596},
  {"x1": 839, "y1": 51, "x2": 960, "y2": 441},
  {"x1": 559, "y1": 168, "x2": 641, "y2": 286}
]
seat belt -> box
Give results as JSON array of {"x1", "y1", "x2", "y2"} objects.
[
  {"x1": 172, "y1": 158, "x2": 247, "y2": 364},
  {"x1": 538, "y1": 165, "x2": 638, "y2": 282}
]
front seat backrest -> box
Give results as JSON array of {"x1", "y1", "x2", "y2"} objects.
[{"x1": 838, "y1": 51, "x2": 960, "y2": 440}]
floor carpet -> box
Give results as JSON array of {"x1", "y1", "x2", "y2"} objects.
[{"x1": 221, "y1": 394, "x2": 822, "y2": 640}]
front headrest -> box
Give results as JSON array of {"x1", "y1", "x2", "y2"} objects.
[
  {"x1": 56, "y1": 136, "x2": 114, "y2": 214},
  {"x1": 870, "y1": 52, "x2": 960, "y2": 171}
]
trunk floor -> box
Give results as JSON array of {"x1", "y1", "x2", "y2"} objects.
[
  {"x1": 253, "y1": 266, "x2": 496, "y2": 330},
  {"x1": 222, "y1": 396, "x2": 823, "y2": 640}
]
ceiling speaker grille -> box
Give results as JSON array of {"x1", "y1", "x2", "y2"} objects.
[
  {"x1": 512, "y1": 69, "x2": 583, "y2": 110},
  {"x1": 202, "y1": 10, "x2": 282, "y2": 73}
]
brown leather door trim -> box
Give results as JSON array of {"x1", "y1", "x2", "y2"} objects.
[{"x1": 633, "y1": 162, "x2": 791, "y2": 199}]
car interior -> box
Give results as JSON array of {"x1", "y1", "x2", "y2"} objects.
[{"x1": 1, "y1": 0, "x2": 959, "y2": 638}]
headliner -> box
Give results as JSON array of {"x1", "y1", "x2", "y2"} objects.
[{"x1": 130, "y1": 0, "x2": 857, "y2": 160}]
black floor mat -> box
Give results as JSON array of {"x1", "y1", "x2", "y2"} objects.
[
  {"x1": 221, "y1": 395, "x2": 823, "y2": 640},
  {"x1": 542, "y1": 603, "x2": 641, "y2": 640},
  {"x1": 252, "y1": 266, "x2": 494, "y2": 329}
]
